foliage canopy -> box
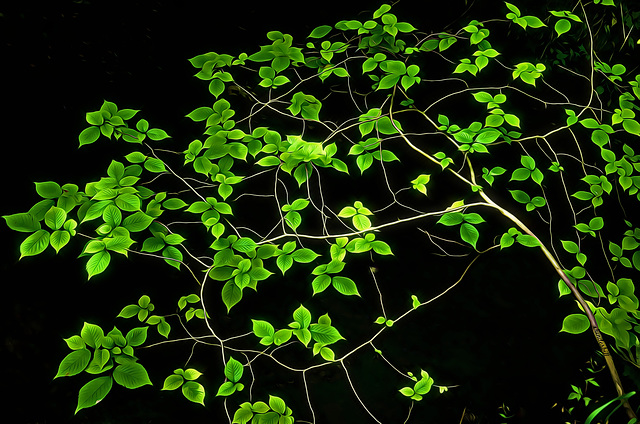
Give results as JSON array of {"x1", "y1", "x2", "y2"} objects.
[{"x1": 4, "y1": 0, "x2": 640, "y2": 422}]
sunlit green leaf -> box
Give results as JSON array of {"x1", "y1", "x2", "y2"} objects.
[
  {"x1": 332, "y1": 276, "x2": 360, "y2": 296},
  {"x1": 75, "y1": 376, "x2": 113, "y2": 414},
  {"x1": 460, "y1": 223, "x2": 479, "y2": 248},
  {"x1": 86, "y1": 250, "x2": 111, "y2": 279},
  {"x1": 19, "y1": 229, "x2": 50, "y2": 258},
  {"x1": 221, "y1": 281, "x2": 242, "y2": 312},
  {"x1": 310, "y1": 323, "x2": 344, "y2": 344},
  {"x1": 79, "y1": 126, "x2": 101, "y2": 146},
  {"x1": 224, "y1": 357, "x2": 244, "y2": 383},
  {"x1": 308, "y1": 25, "x2": 332, "y2": 38},
  {"x1": 162, "y1": 374, "x2": 184, "y2": 391},
  {"x1": 182, "y1": 381, "x2": 205, "y2": 405}
]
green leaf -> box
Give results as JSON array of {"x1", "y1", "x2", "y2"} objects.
[
  {"x1": 338, "y1": 206, "x2": 357, "y2": 218},
  {"x1": 293, "y1": 305, "x2": 312, "y2": 329},
  {"x1": 81, "y1": 322, "x2": 105, "y2": 348},
  {"x1": 623, "y1": 119, "x2": 640, "y2": 136},
  {"x1": 35, "y1": 181, "x2": 63, "y2": 199},
  {"x1": 165, "y1": 234, "x2": 186, "y2": 245},
  {"x1": 125, "y1": 327, "x2": 148, "y2": 347},
  {"x1": 147, "y1": 128, "x2": 170, "y2": 141},
  {"x1": 289, "y1": 248, "x2": 318, "y2": 264},
  {"x1": 308, "y1": 25, "x2": 332, "y2": 38},
  {"x1": 411, "y1": 295, "x2": 420, "y2": 309},
  {"x1": 249, "y1": 267, "x2": 272, "y2": 281},
  {"x1": 256, "y1": 156, "x2": 281, "y2": 167},
  {"x1": 144, "y1": 158, "x2": 167, "y2": 173},
  {"x1": 141, "y1": 237, "x2": 164, "y2": 253},
  {"x1": 475, "y1": 130, "x2": 500, "y2": 144},
  {"x1": 589, "y1": 217, "x2": 604, "y2": 231},
  {"x1": 162, "y1": 246, "x2": 183, "y2": 269},
  {"x1": 102, "y1": 205, "x2": 122, "y2": 227},
  {"x1": 86, "y1": 250, "x2": 111, "y2": 280},
  {"x1": 222, "y1": 281, "x2": 242, "y2": 312},
  {"x1": 462, "y1": 213, "x2": 485, "y2": 225},
  {"x1": 414, "y1": 373, "x2": 434, "y2": 395},
  {"x1": 162, "y1": 374, "x2": 184, "y2": 391},
  {"x1": 554, "y1": 19, "x2": 571, "y2": 36},
  {"x1": 232, "y1": 237, "x2": 257, "y2": 253},
  {"x1": 523, "y1": 15, "x2": 545, "y2": 28},
  {"x1": 312, "y1": 274, "x2": 331, "y2": 295},
  {"x1": 274, "y1": 329, "x2": 293, "y2": 345},
  {"x1": 64, "y1": 335, "x2": 86, "y2": 350},
  {"x1": 277, "y1": 254, "x2": 294, "y2": 275},
  {"x1": 399, "y1": 387, "x2": 415, "y2": 397},
  {"x1": 125, "y1": 151, "x2": 147, "y2": 164},
  {"x1": 216, "y1": 381, "x2": 236, "y2": 397},
  {"x1": 373, "y1": 4, "x2": 391, "y2": 18},
  {"x1": 157, "y1": 318, "x2": 171, "y2": 338},
  {"x1": 182, "y1": 381, "x2": 205, "y2": 405},
  {"x1": 560, "y1": 314, "x2": 590, "y2": 334},
  {"x1": 113, "y1": 363, "x2": 152, "y2": 389},
  {"x1": 55, "y1": 348, "x2": 91, "y2": 378},
  {"x1": 3, "y1": 212, "x2": 41, "y2": 232},
  {"x1": 183, "y1": 368, "x2": 203, "y2": 381},
  {"x1": 115, "y1": 193, "x2": 141, "y2": 212},
  {"x1": 269, "y1": 395, "x2": 287, "y2": 414},
  {"x1": 460, "y1": 223, "x2": 479, "y2": 248},
  {"x1": 233, "y1": 406, "x2": 254, "y2": 424},
  {"x1": 317, "y1": 345, "x2": 337, "y2": 363},
  {"x1": 561, "y1": 240, "x2": 579, "y2": 254},
  {"x1": 500, "y1": 233, "x2": 514, "y2": 249},
  {"x1": 209, "y1": 79, "x2": 225, "y2": 97},
  {"x1": 224, "y1": 357, "x2": 244, "y2": 383},
  {"x1": 293, "y1": 328, "x2": 312, "y2": 347},
  {"x1": 122, "y1": 211, "x2": 154, "y2": 232},
  {"x1": 117, "y1": 304, "x2": 140, "y2": 319},
  {"x1": 252, "y1": 319, "x2": 275, "y2": 338},
  {"x1": 79, "y1": 126, "x2": 101, "y2": 146},
  {"x1": 332, "y1": 276, "x2": 360, "y2": 296},
  {"x1": 75, "y1": 376, "x2": 113, "y2": 414},
  {"x1": 163, "y1": 198, "x2": 188, "y2": 210},
  {"x1": 45, "y1": 206, "x2": 67, "y2": 230},
  {"x1": 516, "y1": 235, "x2": 540, "y2": 247},
  {"x1": 352, "y1": 214, "x2": 372, "y2": 231},
  {"x1": 186, "y1": 107, "x2": 213, "y2": 122},
  {"x1": 310, "y1": 323, "x2": 344, "y2": 344},
  {"x1": 437, "y1": 212, "x2": 464, "y2": 226},
  {"x1": 510, "y1": 189, "x2": 530, "y2": 204},
  {"x1": 510, "y1": 168, "x2": 530, "y2": 181},
  {"x1": 633, "y1": 251, "x2": 640, "y2": 271},
  {"x1": 19, "y1": 229, "x2": 50, "y2": 258},
  {"x1": 86, "y1": 111, "x2": 104, "y2": 125},
  {"x1": 86, "y1": 349, "x2": 110, "y2": 375}
]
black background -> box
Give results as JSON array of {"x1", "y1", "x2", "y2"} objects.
[{"x1": 0, "y1": 1, "x2": 626, "y2": 423}]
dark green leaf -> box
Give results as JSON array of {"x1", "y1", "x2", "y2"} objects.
[{"x1": 560, "y1": 314, "x2": 590, "y2": 334}]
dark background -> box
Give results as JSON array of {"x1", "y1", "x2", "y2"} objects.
[{"x1": 0, "y1": 1, "x2": 629, "y2": 423}]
